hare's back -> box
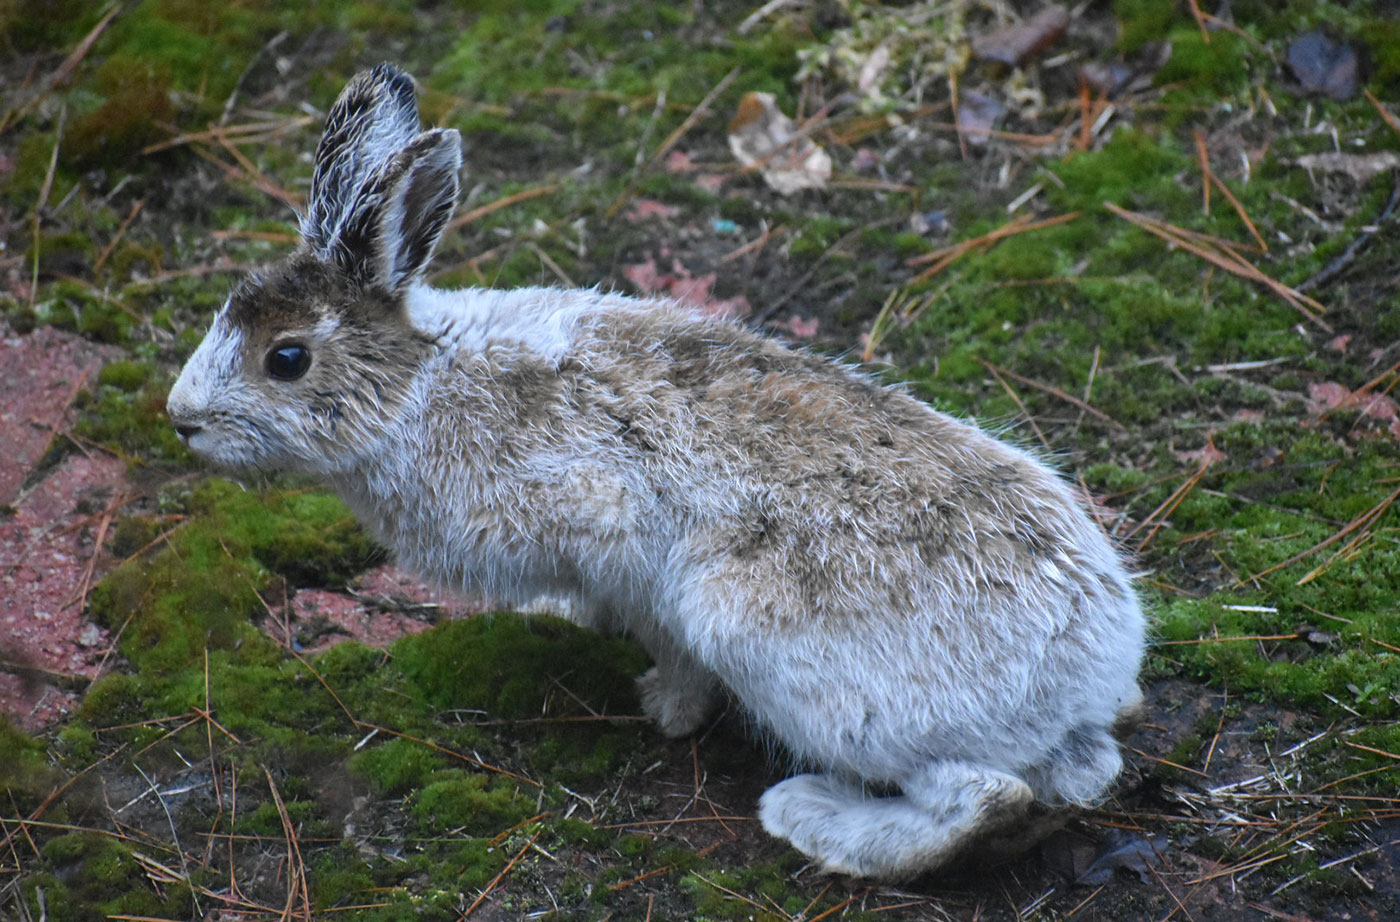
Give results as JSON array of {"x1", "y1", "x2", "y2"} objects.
[{"x1": 574, "y1": 309, "x2": 1118, "y2": 602}]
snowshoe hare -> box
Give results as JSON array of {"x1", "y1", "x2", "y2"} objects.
[{"x1": 168, "y1": 64, "x2": 1145, "y2": 879}]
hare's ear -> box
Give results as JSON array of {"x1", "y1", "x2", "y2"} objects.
[
  {"x1": 302, "y1": 63, "x2": 420, "y2": 258},
  {"x1": 334, "y1": 129, "x2": 462, "y2": 292}
]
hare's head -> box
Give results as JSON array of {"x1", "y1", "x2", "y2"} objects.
[{"x1": 168, "y1": 64, "x2": 461, "y2": 473}]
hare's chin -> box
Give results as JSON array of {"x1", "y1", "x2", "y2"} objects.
[{"x1": 183, "y1": 432, "x2": 261, "y2": 469}]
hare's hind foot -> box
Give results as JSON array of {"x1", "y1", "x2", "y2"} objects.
[
  {"x1": 637, "y1": 665, "x2": 717, "y2": 737},
  {"x1": 758, "y1": 763, "x2": 1033, "y2": 879},
  {"x1": 1026, "y1": 723, "x2": 1125, "y2": 806}
]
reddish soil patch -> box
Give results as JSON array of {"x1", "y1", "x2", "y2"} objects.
[{"x1": 1, "y1": 323, "x2": 123, "y2": 729}]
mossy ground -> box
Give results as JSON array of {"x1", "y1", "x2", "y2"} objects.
[{"x1": 2, "y1": 1, "x2": 1398, "y2": 919}]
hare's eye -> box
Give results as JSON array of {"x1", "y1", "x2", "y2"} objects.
[{"x1": 266, "y1": 343, "x2": 311, "y2": 380}]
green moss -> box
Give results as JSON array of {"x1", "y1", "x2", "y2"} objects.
[
  {"x1": 72, "y1": 369, "x2": 188, "y2": 465},
  {"x1": 1113, "y1": 0, "x2": 1180, "y2": 53},
  {"x1": 86, "y1": 479, "x2": 376, "y2": 672},
  {"x1": 1156, "y1": 27, "x2": 1252, "y2": 103},
  {"x1": 36, "y1": 832, "x2": 193, "y2": 920},
  {"x1": 0, "y1": 716, "x2": 61, "y2": 809},
  {"x1": 108, "y1": 514, "x2": 163, "y2": 558},
  {"x1": 352, "y1": 735, "x2": 450, "y2": 795},
  {"x1": 98, "y1": 359, "x2": 155, "y2": 391},
  {"x1": 411, "y1": 771, "x2": 537, "y2": 836},
  {"x1": 1050, "y1": 129, "x2": 1190, "y2": 212}
]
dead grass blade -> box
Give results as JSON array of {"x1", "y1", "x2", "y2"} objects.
[
  {"x1": 0, "y1": 4, "x2": 122, "y2": 136},
  {"x1": 1344, "y1": 741, "x2": 1400, "y2": 762},
  {"x1": 264, "y1": 766, "x2": 312, "y2": 922},
  {"x1": 905, "y1": 211, "x2": 1082, "y2": 283},
  {"x1": 1195, "y1": 130, "x2": 1212, "y2": 215},
  {"x1": 717, "y1": 222, "x2": 787, "y2": 264},
  {"x1": 448, "y1": 182, "x2": 561, "y2": 231},
  {"x1": 212, "y1": 228, "x2": 299, "y2": 245},
  {"x1": 861, "y1": 284, "x2": 944, "y2": 361},
  {"x1": 47, "y1": 4, "x2": 124, "y2": 90},
  {"x1": 190, "y1": 143, "x2": 301, "y2": 208},
  {"x1": 1241, "y1": 485, "x2": 1400, "y2": 585},
  {"x1": 94, "y1": 199, "x2": 146, "y2": 272},
  {"x1": 808, "y1": 888, "x2": 871, "y2": 922},
  {"x1": 606, "y1": 65, "x2": 741, "y2": 220},
  {"x1": 1365, "y1": 89, "x2": 1400, "y2": 138},
  {"x1": 459, "y1": 829, "x2": 542, "y2": 919},
  {"x1": 359, "y1": 723, "x2": 540, "y2": 788},
  {"x1": 1104, "y1": 202, "x2": 1329, "y2": 331},
  {"x1": 1186, "y1": 0, "x2": 1212, "y2": 43},
  {"x1": 981, "y1": 360, "x2": 1051, "y2": 452},
  {"x1": 1209, "y1": 173, "x2": 1269, "y2": 253},
  {"x1": 1157, "y1": 633, "x2": 1310, "y2": 646},
  {"x1": 141, "y1": 116, "x2": 317, "y2": 155},
  {"x1": 650, "y1": 65, "x2": 741, "y2": 166},
  {"x1": 1125, "y1": 457, "x2": 1215, "y2": 549},
  {"x1": 981, "y1": 359, "x2": 1126, "y2": 430}
]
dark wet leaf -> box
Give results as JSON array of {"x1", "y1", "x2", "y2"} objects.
[
  {"x1": 1080, "y1": 42, "x2": 1172, "y2": 97},
  {"x1": 956, "y1": 90, "x2": 1005, "y2": 146},
  {"x1": 1075, "y1": 831, "x2": 1161, "y2": 885},
  {"x1": 1040, "y1": 828, "x2": 1100, "y2": 882},
  {"x1": 1287, "y1": 29, "x2": 1363, "y2": 100},
  {"x1": 971, "y1": 4, "x2": 1071, "y2": 67}
]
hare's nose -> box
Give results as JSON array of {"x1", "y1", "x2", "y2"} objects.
[{"x1": 175, "y1": 424, "x2": 203, "y2": 440}]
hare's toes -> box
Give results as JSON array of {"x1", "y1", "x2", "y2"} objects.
[
  {"x1": 758, "y1": 774, "x2": 925, "y2": 878},
  {"x1": 1039, "y1": 724, "x2": 1124, "y2": 806},
  {"x1": 904, "y1": 761, "x2": 1034, "y2": 823},
  {"x1": 637, "y1": 666, "x2": 713, "y2": 738},
  {"x1": 759, "y1": 766, "x2": 1036, "y2": 879}
]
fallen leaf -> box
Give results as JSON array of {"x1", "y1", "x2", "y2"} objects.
[
  {"x1": 772, "y1": 315, "x2": 819, "y2": 338},
  {"x1": 664, "y1": 150, "x2": 696, "y2": 173},
  {"x1": 1307, "y1": 381, "x2": 1355, "y2": 414},
  {"x1": 1359, "y1": 393, "x2": 1400, "y2": 421},
  {"x1": 622, "y1": 254, "x2": 751, "y2": 319},
  {"x1": 971, "y1": 4, "x2": 1071, "y2": 67},
  {"x1": 1293, "y1": 151, "x2": 1400, "y2": 183},
  {"x1": 956, "y1": 90, "x2": 1005, "y2": 146},
  {"x1": 727, "y1": 91, "x2": 832, "y2": 194},
  {"x1": 1075, "y1": 831, "x2": 1160, "y2": 885},
  {"x1": 1080, "y1": 42, "x2": 1172, "y2": 97},
  {"x1": 1307, "y1": 381, "x2": 1400, "y2": 420},
  {"x1": 1175, "y1": 440, "x2": 1227, "y2": 465},
  {"x1": 625, "y1": 198, "x2": 679, "y2": 221},
  {"x1": 1040, "y1": 828, "x2": 1100, "y2": 882},
  {"x1": 1287, "y1": 29, "x2": 1363, "y2": 100}
]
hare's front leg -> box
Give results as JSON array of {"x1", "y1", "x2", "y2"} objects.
[
  {"x1": 758, "y1": 762, "x2": 1033, "y2": 878},
  {"x1": 631, "y1": 625, "x2": 719, "y2": 738}
]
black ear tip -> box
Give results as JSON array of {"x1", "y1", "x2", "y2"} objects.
[{"x1": 366, "y1": 61, "x2": 416, "y2": 96}]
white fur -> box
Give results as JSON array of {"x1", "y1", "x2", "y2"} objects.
[{"x1": 405, "y1": 284, "x2": 643, "y2": 364}]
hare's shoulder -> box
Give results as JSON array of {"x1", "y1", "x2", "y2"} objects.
[{"x1": 406, "y1": 284, "x2": 674, "y2": 363}]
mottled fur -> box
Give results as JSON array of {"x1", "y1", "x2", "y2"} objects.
[{"x1": 168, "y1": 65, "x2": 1146, "y2": 879}]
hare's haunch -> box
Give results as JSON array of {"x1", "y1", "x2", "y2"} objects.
[{"x1": 168, "y1": 64, "x2": 1145, "y2": 879}]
